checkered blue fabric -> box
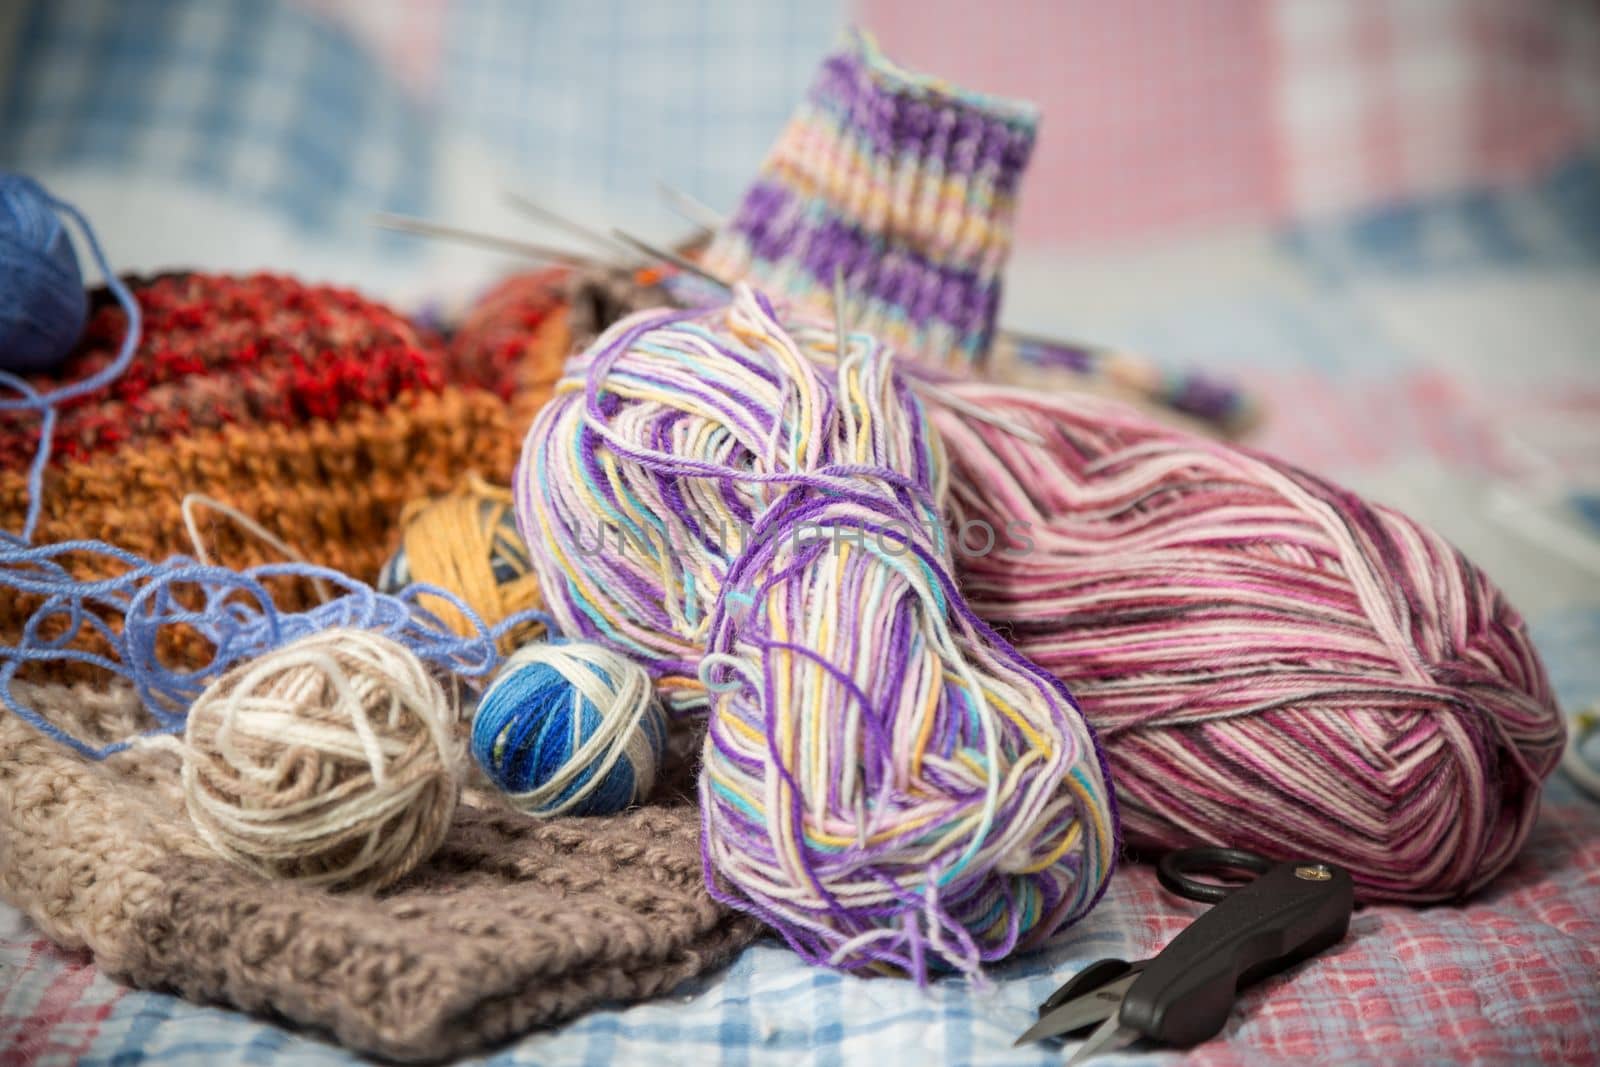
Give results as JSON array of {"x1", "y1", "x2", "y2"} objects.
[
  {"x1": 0, "y1": 0, "x2": 844, "y2": 250},
  {"x1": 436, "y1": 0, "x2": 842, "y2": 217},
  {"x1": 1284, "y1": 152, "x2": 1600, "y2": 278},
  {"x1": 0, "y1": 0, "x2": 434, "y2": 233}
]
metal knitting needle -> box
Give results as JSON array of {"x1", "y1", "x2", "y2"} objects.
[
  {"x1": 371, "y1": 213, "x2": 602, "y2": 268},
  {"x1": 611, "y1": 229, "x2": 732, "y2": 290},
  {"x1": 1003, "y1": 326, "x2": 1119, "y2": 360},
  {"x1": 833, "y1": 266, "x2": 851, "y2": 361},
  {"x1": 502, "y1": 191, "x2": 635, "y2": 259},
  {"x1": 656, "y1": 181, "x2": 726, "y2": 233}
]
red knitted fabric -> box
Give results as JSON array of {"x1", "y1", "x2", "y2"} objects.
[{"x1": 0, "y1": 274, "x2": 456, "y2": 469}]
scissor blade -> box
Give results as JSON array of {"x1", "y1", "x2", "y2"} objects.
[
  {"x1": 1040, "y1": 958, "x2": 1138, "y2": 1013},
  {"x1": 1012, "y1": 973, "x2": 1138, "y2": 1047},
  {"x1": 1066, "y1": 1014, "x2": 1139, "y2": 1065}
]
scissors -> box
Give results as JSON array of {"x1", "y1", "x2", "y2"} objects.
[{"x1": 1014, "y1": 846, "x2": 1355, "y2": 1063}]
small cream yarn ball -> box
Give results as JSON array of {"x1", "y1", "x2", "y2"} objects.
[{"x1": 179, "y1": 628, "x2": 462, "y2": 890}]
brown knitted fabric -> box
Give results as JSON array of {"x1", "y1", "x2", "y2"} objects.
[
  {"x1": 0, "y1": 389, "x2": 522, "y2": 684},
  {"x1": 0, "y1": 685, "x2": 759, "y2": 1062}
]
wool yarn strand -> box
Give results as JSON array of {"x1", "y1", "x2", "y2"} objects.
[{"x1": 0, "y1": 536, "x2": 549, "y2": 758}]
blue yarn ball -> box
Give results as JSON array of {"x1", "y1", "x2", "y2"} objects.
[
  {"x1": 0, "y1": 173, "x2": 88, "y2": 374},
  {"x1": 470, "y1": 641, "x2": 668, "y2": 817}
]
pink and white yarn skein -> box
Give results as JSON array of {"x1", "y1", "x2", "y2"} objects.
[{"x1": 930, "y1": 384, "x2": 1566, "y2": 902}]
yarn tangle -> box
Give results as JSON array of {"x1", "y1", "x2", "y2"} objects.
[
  {"x1": 176, "y1": 627, "x2": 461, "y2": 890},
  {"x1": 930, "y1": 383, "x2": 1566, "y2": 901},
  {"x1": 379, "y1": 475, "x2": 545, "y2": 652},
  {"x1": 471, "y1": 640, "x2": 668, "y2": 817},
  {"x1": 0, "y1": 537, "x2": 548, "y2": 759},
  {"x1": 516, "y1": 283, "x2": 1116, "y2": 980}
]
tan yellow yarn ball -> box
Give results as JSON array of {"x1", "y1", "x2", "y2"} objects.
[
  {"x1": 378, "y1": 474, "x2": 545, "y2": 653},
  {"x1": 178, "y1": 628, "x2": 462, "y2": 890}
]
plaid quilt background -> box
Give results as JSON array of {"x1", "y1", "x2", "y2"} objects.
[
  {"x1": 0, "y1": 0, "x2": 842, "y2": 254},
  {"x1": 862, "y1": 0, "x2": 1600, "y2": 246},
  {"x1": 2, "y1": 2, "x2": 1599, "y2": 1063},
  {"x1": 0, "y1": 0, "x2": 437, "y2": 235}
]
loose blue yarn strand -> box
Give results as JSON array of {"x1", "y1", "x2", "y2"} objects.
[
  {"x1": 0, "y1": 538, "x2": 556, "y2": 759},
  {"x1": 0, "y1": 179, "x2": 557, "y2": 760}
]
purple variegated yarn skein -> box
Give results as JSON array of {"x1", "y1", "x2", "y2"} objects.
[{"x1": 514, "y1": 284, "x2": 1115, "y2": 981}]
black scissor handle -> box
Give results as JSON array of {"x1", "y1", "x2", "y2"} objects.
[
  {"x1": 1127, "y1": 851, "x2": 1355, "y2": 1047},
  {"x1": 1158, "y1": 846, "x2": 1276, "y2": 903}
]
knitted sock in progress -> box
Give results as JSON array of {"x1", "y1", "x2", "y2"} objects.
[{"x1": 701, "y1": 29, "x2": 1036, "y2": 368}]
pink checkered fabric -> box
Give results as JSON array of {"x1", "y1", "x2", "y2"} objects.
[
  {"x1": 0, "y1": 940, "x2": 123, "y2": 1065},
  {"x1": 1250, "y1": 367, "x2": 1506, "y2": 472},
  {"x1": 862, "y1": 0, "x2": 1600, "y2": 246},
  {"x1": 1047, "y1": 796, "x2": 1600, "y2": 1065}
]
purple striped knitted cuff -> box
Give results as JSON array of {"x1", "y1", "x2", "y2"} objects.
[{"x1": 701, "y1": 29, "x2": 1038, "y2": 368}]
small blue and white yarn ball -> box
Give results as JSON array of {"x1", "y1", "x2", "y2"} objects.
[{"x1": 470, "y1": 641, "x2": 668, "y2": 817}]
